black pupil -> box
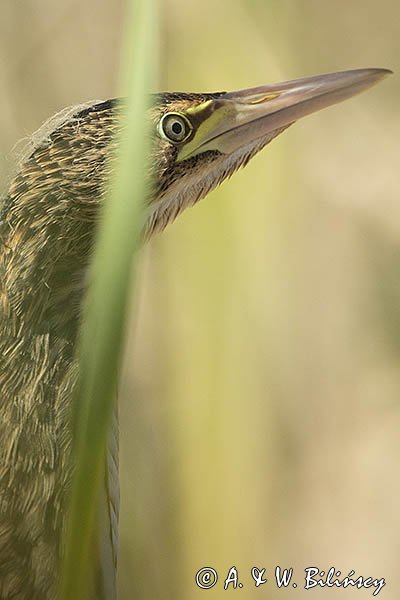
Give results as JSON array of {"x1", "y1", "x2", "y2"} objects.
[{"x1": 172, "y1": 121, "x2": 183, "y2": 135}]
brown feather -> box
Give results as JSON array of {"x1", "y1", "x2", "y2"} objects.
[{"x1": 0, "y1": 91, "x2": 288, "y2": 598}]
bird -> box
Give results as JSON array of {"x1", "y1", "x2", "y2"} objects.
[{"x1": 0, "y1": 68, "x2": 390, "y2": 599}]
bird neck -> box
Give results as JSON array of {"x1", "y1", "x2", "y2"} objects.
[{"x1": 0, "y1": 193, "x2": 87, "y2": 598}]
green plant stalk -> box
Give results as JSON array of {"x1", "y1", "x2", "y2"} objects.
[{"x1": 59, "y1": 0, "x2": 158, "y2": 597}]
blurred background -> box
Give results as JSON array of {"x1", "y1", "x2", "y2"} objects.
[{"x1": 0, "y1": 1, "x2": 398, "y2": 598}]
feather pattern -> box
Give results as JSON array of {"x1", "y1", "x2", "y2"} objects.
[{"x1": 0, "y1": 91, "x2": 289, "y2": 598}]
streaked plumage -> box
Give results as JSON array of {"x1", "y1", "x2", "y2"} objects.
[{"x1": 0, "y1": 68, "x2": 390, "y2": 598}]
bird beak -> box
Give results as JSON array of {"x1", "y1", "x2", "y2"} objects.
[{"x1": 177, "y1": 68, "x2": 391, "y2": 162}]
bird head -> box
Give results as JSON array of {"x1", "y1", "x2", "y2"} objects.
[{"x1": 146, "y1": 68, "x2": 391, "y2": 235}]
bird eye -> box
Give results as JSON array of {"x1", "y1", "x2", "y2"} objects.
[{"x1": 158, "y1": 112, "x2": 192, "y2": 143}]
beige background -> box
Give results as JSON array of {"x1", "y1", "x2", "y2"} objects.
[{"x1": 0, "y1": 1, "x2": 399, "y2": 598}]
